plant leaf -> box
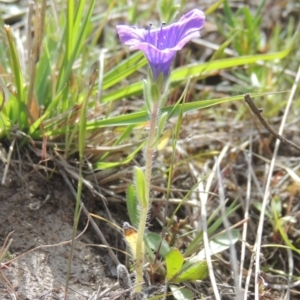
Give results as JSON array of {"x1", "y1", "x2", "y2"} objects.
[
  {"x1": 102, "y1": 46, "x2": 293, "y2": 103},
  {"x1": 134, "y1": 166, "x2": 147, "y2": 208},
  {"x1": 145, "y1": 232, "x2": 170, "y2": 258},
  {"x1": 192, "y1": 229, "x2": 240, "y2": 261},
  {"x1": 166, "y1": 248, "x2": 184, "y2": 280},
  {"x1": 174, "y1": 260, "x2": 208, "y2": 282},
  {"x1": 184, "y1": 198, "x2": 240, "y2": 257},
  {"x1": 169, "y1": 285, "x2": 194, "y2": 300},
  {"x1": 126, "y1": 184, "x2": 139, "y2": 228}
]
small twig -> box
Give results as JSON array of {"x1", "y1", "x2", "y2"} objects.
[
  {"x1": 0, "y1": 231, "x2": 14, "y2": 264},
  {"x1": 216, "y1": 158, "x2": 243, "y2": 298},
  {"x1": 252, "y1": 63, "x2": 300, "y2": 300},
  {"x1": 0, "y1": 270, "x2": 19, "y2": 300},
  {"x1": 242, "y1": 129, "x2": 254, "y2": 299},
  {"x1": 2, "y1": 138, "x2": 15, "y2": 185},
  {"x1": 244, "y1": 94, "x2": 300, "y2": 153}
]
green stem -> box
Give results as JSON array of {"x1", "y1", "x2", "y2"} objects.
[
  {"x1": 134, "y1": 101, "x2": 160, "y2": 293},
  {"x1": 144, "y1": 102, "x2": 160, "y2": 204}
]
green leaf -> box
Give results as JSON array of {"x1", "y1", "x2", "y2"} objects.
[
  {"x1": 184, "y1": 198, "x2": 240, "y2": 257},
  {"x1": 165, "y1": 248, "x2": 184, "y2": 280},
  {"x1": 144, "y1": 78, "x2": 153, "y2": 113},
  {"x1": 126, "y1": 184, "x2": 139, "y2": 228},
  {"x1": 38, "y1": 94, "x2": 246, "y2": 138},
  {"x1": 5, "y1": 26, "x2": 25, "y2": 105},
  {"x1": 102, "y1": 46, "x2": 293, "y2": 103},
  {"x1": 271, "y1": 195, "x2": 282, "y2": 217},
  {"x1": 169, "y1": 285, "x2": 194, "y2": 300},
  {"x1": 28, "y1": 85, "x2": 67, "y2": 135},
  {"x1": 57, "y1": 0, "x2": 96, "y2": 93},
  {"x1": 171, "y1": 47, "x2": 293, "y2": 83},
  {"x1": 192, "y1": 229, "x2": 240, "y2": 262},
  {"x1": 205, "y1": 0, "x2": 225, "y2": 16},
  {"x1": 158, "y1": 0, "x2": 179, "y2": 23},
  {"x1": 134, "y1": 166, "x2": 147, "y2": 208},
  {"x1": 153, "y1": 112, "x2": 168, "y2": 146},
  {"x1": 174, "y1": 260, "x2": 208, "y2": 282},
  {"x1": 103, "y1": 52, "x2": 146, "y2": 90},
  {"x1": 87, "y1": 95, "x2": 246, "y2": 129},
  {"x1": 274, "y1": 205, "x2": 300, "y2": 255},
  {"x1": 145, "y1": 232, "x2": 170, "y2": 258},
  {"x1": 5, "y1": 26, "x2": 28, "y2": 129},
  {"x1": 0, "y1": 108, "x2": 11, "y2": 138},
  {"x1": 92, "y1": 141, "x2": 145, "y2": 169}
]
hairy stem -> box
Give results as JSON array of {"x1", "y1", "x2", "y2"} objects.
[{"x1": 134, "y1": 101, "x2": 160, "y2": 293}]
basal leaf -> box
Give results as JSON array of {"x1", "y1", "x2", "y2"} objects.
[
  {"x1": 134, "y1": 166, "x2": 147, "y2": 208},
  {"x1": 174, "y1": 260, "x2": 208, "y2": 282},
  {"x1": 193, "y1": 229, "x2": 240, "y2": 261},
  {"x1": 145, "y1": 232, "x2": 170, "y2": 258},
  {"x1": 166, "y1": 248, "x2": 184, "y2": 280},
  {"x1": 169, "y1": 285, "x2": 194, "y2": 300},
  {"x1": 126, "y1": 184, "x2": 139, "y2": 228}
]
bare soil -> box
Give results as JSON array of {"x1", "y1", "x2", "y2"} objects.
[{"x1": 0, "y1": 163, "x2": 120, "y2": 300}]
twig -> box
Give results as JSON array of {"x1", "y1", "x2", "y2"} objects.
[
  {"x1": 1, "y1": 138, "x2": 15, "y2": 185},
  {"x1": 216, "y1": 156, "x2": 244, "y2": 298},
  {"x1": 242, "y1": 129, "x2": 253, "y2": 300},
  {"x1": 198, "y1": 146, "x2": 231, "y2": 300},
  {"x1": 0, "y1": 231, "x2": 14, "y2": 264},
  {"x1": 244, "y1": 93, "x2": 300, "y2": 152},
  {"x1": 0, "y1": 270, "x2": 19, "y2": 300},
  {"x1": 252, "y1": 63, "x2": 300, "y2": 300}
]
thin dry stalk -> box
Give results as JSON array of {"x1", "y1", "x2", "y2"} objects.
[
  {"x1": 26, "y1": 0, "x2": 47, "y2": 120},
  {"x1": 216, "y1": 149, "x2": 243, "y2": 298},
  {"x1": 199, "y1": 145, "x2": 232, "y2": 300},
  {"x1": 253, "y1": 63, "x2": 300, "y2": 299},
  {"x1": 0, "y1": 231, "x2": 13, "y2": 264},
  {"x1": 244, "y1": 94, "x2": 300, "y2": 153},
  {"x1": 241, "y1": 130, "x2": 253, "y2": 299},
  {"x1": 286, "y1": 248, "x2": 293, "y2": 299},
  {"x1": 1, "y1": 138, "x2": 15, "y2": 185},
  {"x1": 97, "y1": 49, "x2": 108, "y2": 104},
  {"x1": 0, "y1": 270, "x2": 19, "y2": 300}
]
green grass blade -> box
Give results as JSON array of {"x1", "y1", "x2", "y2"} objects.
[
  {"x1": 103, "y1": 46, "x2": 293, "y2": 103},
  {"x1": 93, "y1": 141, "x2": 145, "y2": 169},
  {"x1": 33, "y1": 94, "x2": 246, "y2": 138},
  {"x1": 66, "y1": 0, "x2": 75, "y2": 60},
  {"x1": 171, "y1": 46, "x2": 293, "y2": 82},
  {"x1": 89, "y1": 94, "x2": 246, "y2": 128},
  {"x1": 4, "y1": 25, "x2": 28, "y2": 129},
  {"x1": 28, "y1": 85, "x2": 67, "y2": 135},
  {"x1": 56, "y1": 0, "x2": 95, "y2": 93},
  {"x1": 126, "y1": 184, "x2": 139, "y2": 228},
  {"x1": 4, "y1": 26, "x2": 25, "y2": 105},
  {"x1": 103, "y1": 52, "x2": 146, "y2": 90}
]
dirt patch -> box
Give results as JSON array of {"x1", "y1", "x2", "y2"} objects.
[{"x1": 0, "y1": 164, "x2": 118, "y2": 299}]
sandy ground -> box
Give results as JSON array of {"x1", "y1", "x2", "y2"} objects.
[{"x1": 0, "y1": 165, "x2": 118, "y2": 300}]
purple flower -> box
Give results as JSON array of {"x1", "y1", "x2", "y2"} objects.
[{"x1": 116, "y1": 9, "x2": 205, "y2": 80}]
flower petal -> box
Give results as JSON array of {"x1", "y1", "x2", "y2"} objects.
[
  {"x1": 116, "y1": 9, "x2": 205, "y2": 80},
  {"x1": 132, "y1": 43, "x2": 176, "y2": 79},
  {"x1": 116, "y1": 25, "x2": 147, "y2": 46}
]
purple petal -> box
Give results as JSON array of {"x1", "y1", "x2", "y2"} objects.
[{"x1": 116, "y1": 9, "x2": 205, "y2": 79}]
